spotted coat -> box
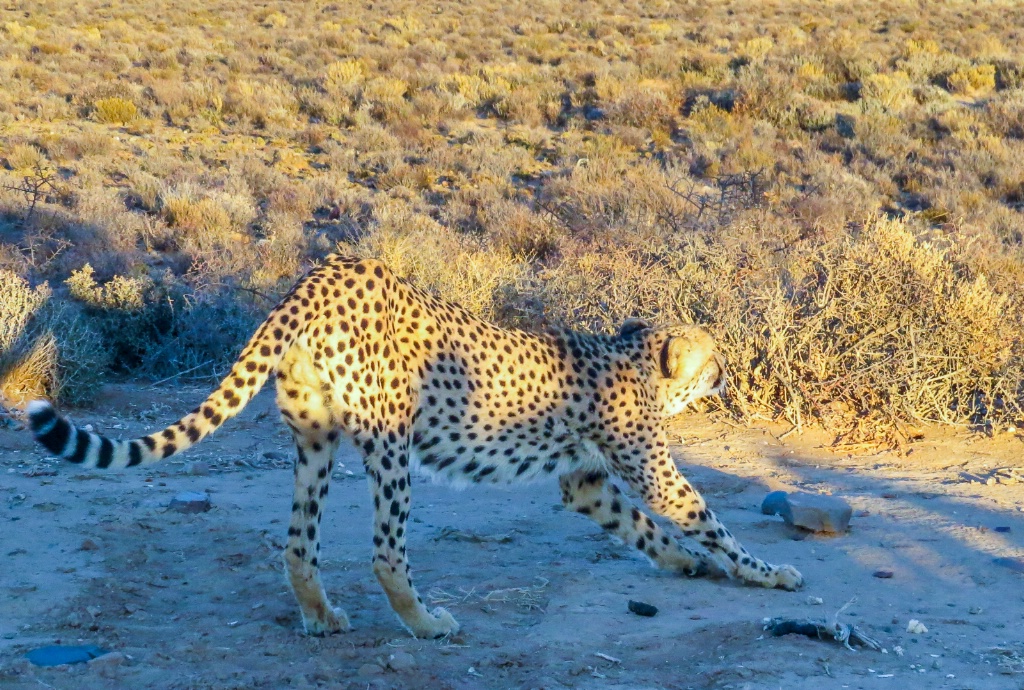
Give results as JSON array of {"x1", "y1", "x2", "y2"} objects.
[{"x1": 29, "y1": 255, "x2": 802, "y2": 638}]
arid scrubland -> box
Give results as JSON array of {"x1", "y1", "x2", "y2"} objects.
[{"x1": 1, "y1": 0, "x2": 1022, "y2": 438}]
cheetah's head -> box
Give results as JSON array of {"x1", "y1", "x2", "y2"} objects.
[{"x1": 620, "y1": 319, "x2": 727, "y2": 417}]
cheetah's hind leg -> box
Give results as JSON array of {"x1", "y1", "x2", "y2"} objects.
[{"x1": 283, "y1": 434, "x2": 350, "y2": 635}]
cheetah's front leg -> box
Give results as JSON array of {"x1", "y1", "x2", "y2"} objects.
[
  {"x1": 608, "y1": 442, "x2": 803, "y2": 590},
  {"x1": 559, "y1": 470, "x2": 723, "y2": 578}
]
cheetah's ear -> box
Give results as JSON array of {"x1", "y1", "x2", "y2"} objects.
[
  {"x1": 659, "y1": 335, "x2": 691, "y2": 380},
  {"x1": 618, "y1": 318, "x2": 652, "y2": 338}
]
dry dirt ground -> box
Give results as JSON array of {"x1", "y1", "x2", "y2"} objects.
[{"x1": 1, "y1": 384, "x2": 1023, "y2": 690}]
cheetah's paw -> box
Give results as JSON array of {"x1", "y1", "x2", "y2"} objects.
[
  {"x1": 668, "y1": 549, "x2": 727, "y2": 579},
  {"x1": 303, "y1": 606, "x2": 352, "y2": 636},
  {"x1": 765, "y1": 564, "x2": 804, "y2": 591},
  {"x1": 409, "y1": 606, "x2": 460, "y2": 639}
]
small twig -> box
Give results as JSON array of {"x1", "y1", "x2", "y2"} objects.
[
  {"x1": 777, "y1": 424, "x2": 800, "y2": 441},
  {"x1": 594, "y1": 652, "x2": 622, "y2": 664},
  {"x1": 146, "y1": 360, "x2": 214, "y2": 388},
  {"x1": 2, "y1": 162, "x2": 58, "y2": 223},
  {"x1": 232, "y1": 285, "x2": 277, "y2": 302}
]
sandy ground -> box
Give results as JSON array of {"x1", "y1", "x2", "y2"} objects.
[{"x1": 1, "y1": 384, "x2": 1023, "y2": 689}]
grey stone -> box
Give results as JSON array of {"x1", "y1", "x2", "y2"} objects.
[
  {"x1": 88, "y1": 651, "x2": 125, "y2": 667},
  {"x1": 168, "y1": 492, "x2": 211, "y2": 513},
  {"x1": 761, "y1": 491, "x2": 852, "y2": 533},
  {"x1": 386, "y1": 651, "x2": 416, "y2": 670},
  {"x1": 357, "y1": 663, "x2": 384, "y2": 677},
  {"x1": 761, "y1": 491, "x2": 789, "y2": 516},
  {"x1": 185, "y1": 461, "x2": 210, "y2": 476}
]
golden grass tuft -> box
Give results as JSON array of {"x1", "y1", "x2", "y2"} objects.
[{"x1": 93, "y1": 97, "x2": 139, "y2": 124}]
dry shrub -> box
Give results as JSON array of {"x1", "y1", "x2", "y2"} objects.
[
  {"x1": 0, "y1": 331, "x2": 58, "y2": 405},
  {"x1": 0, "y1": 273, "x2": 52, "y2": 406},
  {"x1": 3, "y1": 143, "x2": 45, "y2": 171},
  {"x1": 346, "y1": 201, "x2": 525, "y2": 321},
  {"x1": 606, "y1": 84, "x2": 676, "y2": 131},
  {"x1": 93, "y1": 97, "x2": 138, "y2": 124},
  {"x1": 947, "y1": 64, "x2": 996, "y2": 97},
  {"x1": 224, "y1": 79, "x2": 298, "y2": 128},
  {"x1": 533, "y1": 215, "x2": 1022, "y2": 431},
  {"x1": 249, "y1": 211, "x2": 305, "y2": 289},
  {"x1": 534, "y1": 244, "x2": 678, "y2": 333},
  {"x1": 717, "y1": 216, "x2": 1020, "y2": 428},
  {"x1": 0, "y1": 270, "x2": 106, "y2": 406},
  {"x1": 0, "y1": 269, "x2": 48, "y2": 352},
  {"x1": 159, "y1": 182, "x2": 251, "y2": 255},
  {"x1": 483, "y1": 200, "x2": 562, "y2": 260},
  {"x1": 361, "y1": 77, "x2": 412, "y2": 123}
]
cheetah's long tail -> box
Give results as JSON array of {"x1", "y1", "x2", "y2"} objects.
[{"x1": 27, "y1": 280, "x2": 311, "y2": 469}]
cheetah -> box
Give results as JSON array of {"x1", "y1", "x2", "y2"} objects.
[{"x1": 28, "y1": 254, "x2": 802, "y2": 638}]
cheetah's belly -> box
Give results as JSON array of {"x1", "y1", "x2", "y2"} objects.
[{"x1": 408, "y1": 421, "x2": 605, "y2": 484}]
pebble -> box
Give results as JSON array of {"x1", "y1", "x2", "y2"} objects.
[
  {"x1": 994, "y1": 526, "x2": 1011, "y2": 533},
  {"x1": 906, "y1": 619, "x2": 928, "y2": 634},
  {"x1": 873, "y1": 570, "x2": 894, "y2": 579},
  {"x1": 357, "y1": 663, "x2": 384, "y2": 677},
  {"x1": 80, "y1": 539, "x2": 100, "y2": 551},
  {"x1": 88, "y1": 652, "x2": 125, "y2": 667},
  {"x1": 168, "y1": 492, "x2": 211, "y2": 513},
  {"x1": 185, "y1": 461, "x2": 210, "y2": 476},
  {"x1": 386, "y1": 651, "x2": 416, "y2": 670},
  {"x1": 627, "y1": 600, "x2": 658, "y2": 617},
  {"x1": 761, "y1": 491, "x2": 852, "y2": 533}
]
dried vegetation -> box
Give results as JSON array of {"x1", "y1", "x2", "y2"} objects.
[{"x1": 1, "y1": 0, "x2": 1022, "y2": 438}]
